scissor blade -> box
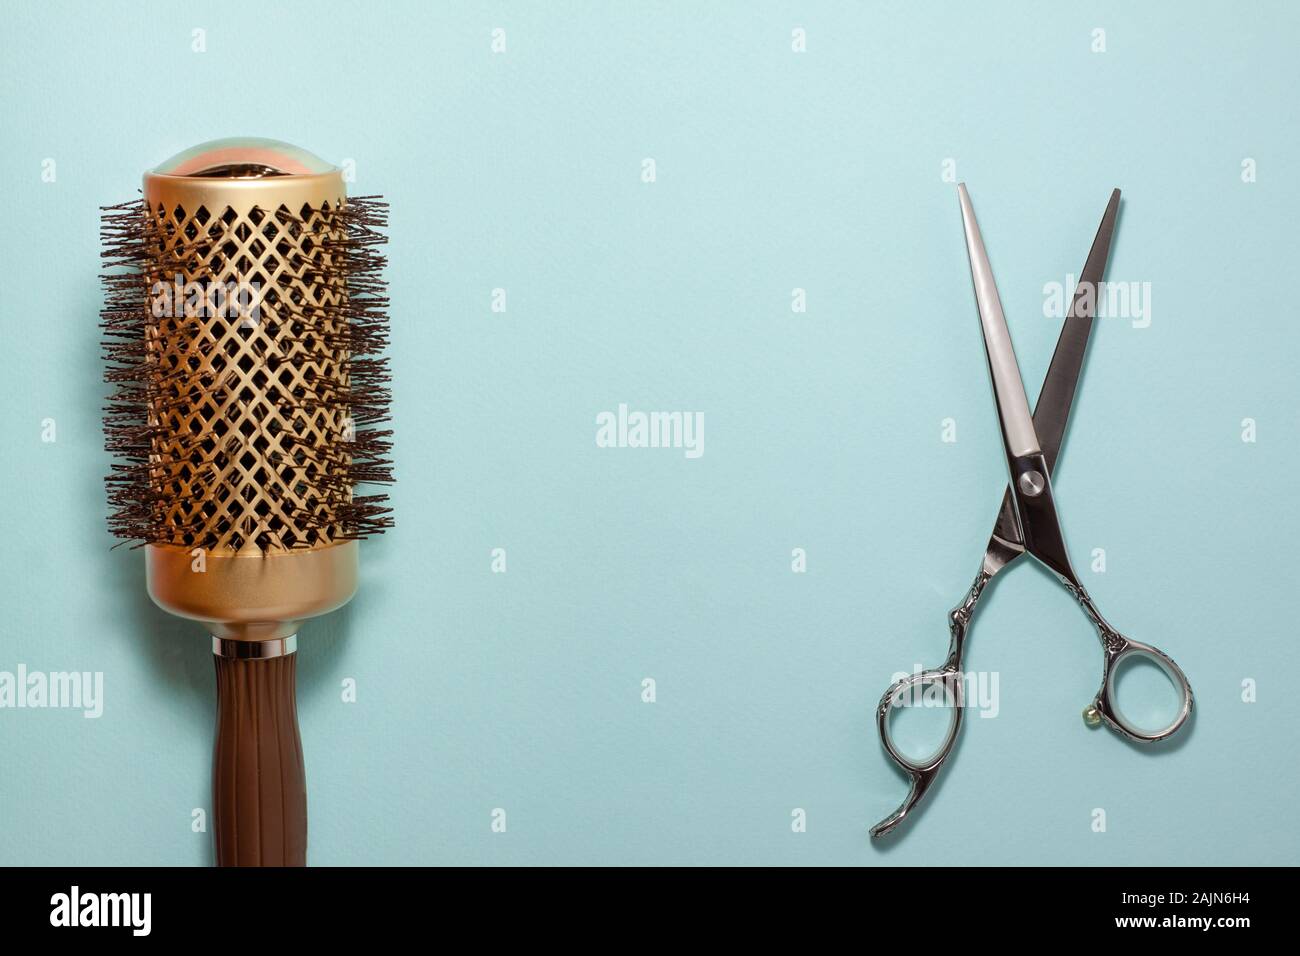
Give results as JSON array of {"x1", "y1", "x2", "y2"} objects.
[
  {"x1": 1032, "y1": 189, "x2": 1119, "y2": 472},
  {"x1": 989, "y1": 189, "x2": 1121, "y2": 554},
  {"x1": 958, "y1": 184, "x2": 1041, "y2": 460}
]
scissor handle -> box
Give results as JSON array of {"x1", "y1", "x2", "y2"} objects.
[
  {"x1": 1067, "y1": 582, "x2": 1195, "y2": 742},
  {"x1": 870, "y1": 666, "x2": 965, "y2": 838},
  {"x1": 870, "y1": 568, "x2": 989, "y2": 839}
]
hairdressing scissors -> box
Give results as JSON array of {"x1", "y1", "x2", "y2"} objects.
[{"x1": 870, "y1": 185, "x2": 1194, "y2": 839}]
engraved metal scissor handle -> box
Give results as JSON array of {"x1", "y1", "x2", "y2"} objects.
[{"x1": 871, "y1": 186, "x2": 1193, "y2": 839}]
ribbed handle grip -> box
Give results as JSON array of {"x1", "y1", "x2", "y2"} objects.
[{"x1": 212, "y1": 652, "x2": 307, "y2": 866}]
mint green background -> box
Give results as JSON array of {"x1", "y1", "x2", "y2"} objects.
[{"x1": 1, "y1": 0, "x2": 1296, "y2": 865}]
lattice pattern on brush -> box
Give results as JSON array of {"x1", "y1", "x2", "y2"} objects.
[{"x1": 101, "y1": 196, "x2": 393, "y2": 552}]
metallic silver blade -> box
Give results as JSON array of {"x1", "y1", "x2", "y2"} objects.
[
  {"x1": 988, "y1": 188, "x2": 1121, "y2": 557},
  {"x1": 958, "y1": 184, "x2": 1042, "y2": 460}
]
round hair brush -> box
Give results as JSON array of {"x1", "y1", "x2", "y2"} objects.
[{"x1": 100, "y1": 138, "x2": 392, "y2": 866}]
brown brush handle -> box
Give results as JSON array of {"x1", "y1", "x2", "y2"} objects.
[{"x1": 212, "y1": 640, "x2": 307, "y2": 866}]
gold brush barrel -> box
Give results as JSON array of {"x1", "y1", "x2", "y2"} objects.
[
  {"x1": 141, "y1": 145, "x2": 357, "y2": 639},
  {"x1": 146, "y1": 544, "x2": 357, "y2": 643},
  {"x1": 101, "y1": 138, "x2": 392, "y2": 865}
]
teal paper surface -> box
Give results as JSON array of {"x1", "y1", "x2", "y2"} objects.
[{"x1": 0, "y1": 0, "x2": 1295, "y2": 865}]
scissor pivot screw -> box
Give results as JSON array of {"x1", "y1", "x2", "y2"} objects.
[
  {"x1": 1083, "y1": 705, "x2": 1102, "y2": 728},
  {"x1": 1018, "y1": 470, "x2": 1045, "y2": 497}
]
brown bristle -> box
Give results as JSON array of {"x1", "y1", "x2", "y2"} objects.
[{"x1": 100, "y1": 195, "x2": 394, "y2": 551}]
